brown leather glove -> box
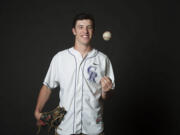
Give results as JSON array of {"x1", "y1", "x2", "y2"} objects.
[{"x1": 36, "y1": 106, "x2": 66, "y2": 135}]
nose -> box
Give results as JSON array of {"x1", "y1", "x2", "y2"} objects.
[{"x1": 83, "y1": 27, "x2": 88, "y2": 34}]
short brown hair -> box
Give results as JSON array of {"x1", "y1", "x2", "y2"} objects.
[{"x1": 72, "y1": 12, "x2": 95, "y2": 30}]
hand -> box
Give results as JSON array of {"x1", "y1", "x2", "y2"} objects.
[
  {"x1": 34, "y1": 111, "x2": 46, "y2": 126},
  {"x1": 100, "y1": 76, "x2": 113, "y2": 93}
]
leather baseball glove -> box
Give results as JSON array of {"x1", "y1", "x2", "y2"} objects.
[{"x1": 36, "y1": 106, "x2": 66, "y2": 135}]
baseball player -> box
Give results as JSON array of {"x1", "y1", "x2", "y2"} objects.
[{"x1": 34, "y1": 13, "x2": 115, "y2": 135}]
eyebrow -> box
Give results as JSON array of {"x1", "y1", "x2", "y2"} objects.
[{"x1": 77, "y1": 24, "x2": 93, "y2": 27}]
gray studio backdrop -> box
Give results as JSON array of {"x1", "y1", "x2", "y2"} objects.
[{"x1": 1, "y1": 0, "x2": 178, "y2": 135}]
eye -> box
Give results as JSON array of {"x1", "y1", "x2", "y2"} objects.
[
  {"x1": 87, "y1": 25, "x2": 93, "y2": 29},
  {"x1": 78, "y1": 25, "x2": 83, "y2": 29}
]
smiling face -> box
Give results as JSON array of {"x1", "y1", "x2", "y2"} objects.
[{"x1": 72, "y1": 19, "x2": 94, "y2": 46}]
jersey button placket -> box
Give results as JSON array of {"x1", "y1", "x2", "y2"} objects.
[{"x1": 74, "y1": 58, "x2": 84, "y2": 133}]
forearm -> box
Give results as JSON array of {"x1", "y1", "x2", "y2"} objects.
[
  {"x1": 101, "y1": 91, "x2": 107, "y2": 100},
  {"x1": 35, "y1": 85, "x2": 52, "y2": 113},
  {"x1": 101, "y1": 76, "x2": 114, "y2": 100},
  {"x1": 101, "y1": 90, "x2": 114, "y2": 100}
]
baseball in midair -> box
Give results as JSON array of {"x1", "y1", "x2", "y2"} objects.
[{"x1": 102, "y1": 31, "x2": 112, "y2": 41}]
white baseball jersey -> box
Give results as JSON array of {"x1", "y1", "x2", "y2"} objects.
[{"x1": 43, "y1": 47, "x2": 115, "y2": 135}]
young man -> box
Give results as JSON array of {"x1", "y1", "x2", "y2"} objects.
[{"x1": 34, "y1": 13, "x2": 115, "y2": 135}]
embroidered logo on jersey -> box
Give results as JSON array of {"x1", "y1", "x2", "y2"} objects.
[{"x1": 87, "y1": 66, "x2": 97, "y2": 83}]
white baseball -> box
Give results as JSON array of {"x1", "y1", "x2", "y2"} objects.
[{"x1": 102, "y1": 31, "x2": 112, "y2": 41}]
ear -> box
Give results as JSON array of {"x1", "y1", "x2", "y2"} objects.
[{"x1": 72, "y1": 28, "x2": 76, "y2": 36}]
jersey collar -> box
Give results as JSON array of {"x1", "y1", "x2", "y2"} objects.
[{"x1": 69, "y1": 47, "x2": 98, "y2": 59}]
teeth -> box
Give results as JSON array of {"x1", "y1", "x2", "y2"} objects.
[{"x1": 82, "y1": 35, "x2": 88, "y2": 37}]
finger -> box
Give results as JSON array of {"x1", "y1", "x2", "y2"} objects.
[
  {"x1": 101, "y1": 77, "x2": 112, "y2": 90},
  {"x1": 103, "y1": 77, "x2": 112, "y2": 89},
  {"x1": 103, "y1": 76, "x2": 112, "y2": 83},
  {"x1": 100, "y1": 77, "x2": 106, "y2": 84},
  {"x1": 37, "y1": 120, "x2": 46, "y2": 126},
  {"x1": 100, "y1": 79, "x2": 108, "y2": 90},
  {"x1": 36, "y1": 120, "x2": 41, "y2": 126},
  {"x1": 101, "y1": 78, "x2": 108, "y2": 86},
  {"x1": 102, "y1": 77, "x2": 111, "y2": 87},
  {"x1": 101, "y1": 79, "x2": 106, "y2": 87}
]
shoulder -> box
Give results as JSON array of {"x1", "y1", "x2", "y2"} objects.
[
  {"x1": 50, "y1": 49, "x2": 69, "y2": 63},
  {"x1": 96, "y1": 49, "x2": 109, "y2": 60},
  {"x1": 95, "y1": 49, "x2": 113, "y2": 65},
  {"x1": 53, "y1": 49, "x2": 70, "y2": 59},
  {"x1": 55, "y1": 49, "x2": 69, "y2": 57}
]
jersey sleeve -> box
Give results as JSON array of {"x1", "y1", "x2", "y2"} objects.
[
  {"x1": 43, "y1": 55, "x2": 59, "y2": 89},
  {"x1": 105, "y1": 57, "x2": 115, "y2": 89}
]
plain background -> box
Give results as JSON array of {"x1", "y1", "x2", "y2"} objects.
[{"x1": 1, "y1": 0, "x2": 179, "y2": 135}]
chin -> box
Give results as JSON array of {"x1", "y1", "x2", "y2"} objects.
[{"x1": 81, "y1": 41, "x2": 91, "y2": 45}]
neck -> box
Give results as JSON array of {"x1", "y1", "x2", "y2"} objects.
[{"x1": 74, "y1": 43, "x2": 92, "y2": 58}]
